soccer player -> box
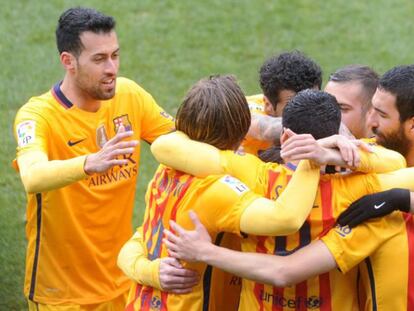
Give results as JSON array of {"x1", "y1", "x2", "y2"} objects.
[
  {"x1": 251, "y1": 64, "x2": 379, "y2": 147},
  {"x1": 242, "y1": 51, "x2": 322, "y2": 156},
  {"x1": 119, "y1": 76, "x2": 336, "y2": 311},
  {"x1": 325, "y1": 65, "x2": 379, "y2": 139},
  {"x1": 330, "y1": 64, "x2": 414, "y2": 310},
  {"x1": 151, "y1": 89, "x2": 408, "y2": 310},
  {"x1": 161, "y1": 65, "x2": 414, "y2": 311},
  {"x1": 12, "y1": 7, "x2": 189, "y2": 310}
]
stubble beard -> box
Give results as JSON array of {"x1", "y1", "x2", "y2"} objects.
[{"x1": 375, "y1": 127, "x2": 410, "y2": 157}]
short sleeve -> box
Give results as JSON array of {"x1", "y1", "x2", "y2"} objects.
[
  {"x1": 220, "y1": 150, "x2": 269, "y2": 193},
  {"x1": 14, "y1": 103, "x2": 49, "y2": 157},
  {"x1": 197, "y1": 175, "x2": 260, "y2": 235},
  {"x1": 321, "y1": 212, "x2": 404, "y2": 273},
  {"x1": 137, "y1": 87, "x2": 175, "y2": 143}
]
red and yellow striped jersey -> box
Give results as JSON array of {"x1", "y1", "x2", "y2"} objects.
[
  {"x1": 13, "y1": 78, "x2": 174, "y2": 305},
  {"x1": 208, "y1": 233, "x2": 242, "y2": 311},
  {"x1": 219, "y1": 151, "x2": 382, "y2": 311},
  {"x1": 126, "y1": 165, "x2": 261, "y2": 311},
  {"x1": 322, "y1": 209, "x2": 414, "y2": 311}
]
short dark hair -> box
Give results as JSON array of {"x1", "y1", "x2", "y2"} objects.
[
  {"x1": 282, "y1": 89, "x2": 341, "y2": 139},
  {"x1": 329, "y1": 65, "x2": 379, "y2": 112},
  {"x1": 259, "y1": 51, "x2": 322, "y2": 110},
  {"x1": 379, "y1": 65, "x2": 414, "y2": 122},
  {"x1": 176, "y1": 75, "x2": 251, "y2": 150},
  {"x1": 56, "y1": 7, "x2": 116, "y2": 56}
]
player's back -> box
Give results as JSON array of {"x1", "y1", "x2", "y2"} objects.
[
  {"x1": 238, "y1": 164, "x2": 382, "y2": 311},
  {"x1": 127, "y1": 164, "x2": 258, "y2": 311}
]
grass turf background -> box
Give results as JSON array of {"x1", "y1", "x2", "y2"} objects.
[{"x1": 1, "y1": 0, "x2": 414, "y2": 309}]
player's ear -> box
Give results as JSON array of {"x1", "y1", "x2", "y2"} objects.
[
  {"x1": 60, "y1": 52, "x2": 76, "y2": 73},
  {"x1": 280, "y1": 128, "x2": 288, "y2": 145},
  {"x1": 263, "y1": 96, "x2": 277, "y2": 116},
  {"x1": 405, "y1": 116, "x2": 414, "y2": 140}
]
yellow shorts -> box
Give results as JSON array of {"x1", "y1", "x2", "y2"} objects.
[{"x1": 27, "y1": 292, "x2": 127, "y2": 311}]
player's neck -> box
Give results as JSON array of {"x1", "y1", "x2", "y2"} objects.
[
  {"x1": 405, "y1": 148, "x2": 414, "y2": 167},
  {"x1": 60, "y1": 78, "x2": 101, "y2": 112}
]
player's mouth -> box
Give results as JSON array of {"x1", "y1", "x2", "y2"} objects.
[{"x1": 102, "y1": 78, "x2": 115, "y2": 89}]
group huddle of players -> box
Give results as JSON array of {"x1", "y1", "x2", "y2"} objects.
[
  {"x1": 118, "y1": 56, "x2": 414, "y2": 311},
  {"x1": 14, "y1": 6, "x2": 414, "y2": 311}
]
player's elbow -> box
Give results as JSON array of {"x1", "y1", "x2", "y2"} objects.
[
  {"x1": 269, "y1": 264, "x2": 297, "y2": 287},
  {"x1": 117, "y1": 242, "x2": 132, "y2": 276},
  {"x1": 21, "y1": 175, "x2": 44, "y2": 194},
  {"x1": 272, "y1": 214, "x2": 304, "y2": 235},
  {"x1": 150, "y1": 135, "x2": 172, "y2": 163}
]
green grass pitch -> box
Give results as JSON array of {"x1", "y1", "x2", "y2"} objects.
[{"x1": 1, "y1": 0, "x2": 414, "y2": 309}]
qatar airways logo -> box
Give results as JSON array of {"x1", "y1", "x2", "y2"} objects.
[{"x1": 87, "y1": 154, "x2": 138, "y2": 187}]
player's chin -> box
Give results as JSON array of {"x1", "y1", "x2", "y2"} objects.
[{"x1": 100, "y1": 88, "x2": 116, "y2": 100}]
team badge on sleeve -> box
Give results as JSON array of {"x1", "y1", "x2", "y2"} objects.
[
  {"x1": 17, "y1": 120, "x2": 35, "y2": 147},
  {"x1": 220, "y1": 175, "x2": 249, "y2": 194},
  {"x1": 160, "y1": 111, "x2": 175, "y2": 121}
]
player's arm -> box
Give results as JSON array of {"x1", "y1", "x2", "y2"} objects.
[
  {"x1": 320, "y1": 168, "x2": 414, "y2": 272},
  {"x1": 17, "y1": 126, "x2": 138, "y2": 193},
  {"x1": 338, "y1": 168, "x2": 414, "y2": 227},
  {"x1": 246, "y1": 114, "x2": 283, "y2": 144},
  {"x1": 117, "y1": 227, "x2": 199, "y2": 293},
  {"x1": 164, "y1": 211, "x2": 336, "y2": 287},
  {"x1": 246, "y1": 116, "x2": 353, "y2": 144},
  {"x1": 238, "y1": 160, "x2": 320, "y2": 235},
  {"x1": 151, "y1": 131, "x2": 224, "y2": 177},
  {"x1": 152, "y1": 131, "x2": 405, "y2": 186},
  {"x1": 281, "y1": 131, "x2": 406, "y2": 172}
]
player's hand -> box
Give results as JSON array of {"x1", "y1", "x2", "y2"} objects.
[
  {"x1": 84, "y1": 125, "x2": 138, "y2": 174},
  {"x1": 163, "y1": 211, "x2": 212, "y2": 262},
  {"x1": 158, "y1": 257, "x2": 199, "y2": 294},
  {"x1": 280, "y1": 129, "x2": 328, "y2": 165},
  {"x1": 337, "y1": 188, "x2": 411, "y2": 227},
  {"x1": 318, "y1": 134, "x2": 372, "y2": 168},
  {"x1": 338, "y1": 122, "x2": 355, "y2": 139}
]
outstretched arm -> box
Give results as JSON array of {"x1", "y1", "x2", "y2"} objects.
[
  {"x1": 151, "y1": 131, "x2": 405, "y2": 182},
  {"x1": 281, "y1": 131, "x2": 406, "y2": 173},
  {"x1": 338, "y1": 168, "x2": 414, "y2": 227},
  {"x1": 164, "y1": 211, "x2": 336, "y2": 287},
  {"x1": 151, "y1": 131, "x2": 223, "y2": 177},
  {"x1": 238, "y1": 159, "x2": 320, "y2": 235}
]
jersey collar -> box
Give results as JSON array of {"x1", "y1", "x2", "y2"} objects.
[
  {"x1": 284, "y1": 162, "x2": 297, "y2": 171},
  {"x1": 51, "y1": 81, "x2": 73, "y2": 109}
]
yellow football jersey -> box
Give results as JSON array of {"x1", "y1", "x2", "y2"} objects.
[
  {"x1": 219, "y1": 151, "x2": 384, "y2": 311},
  {"x1": 322, "y1": 208, "x2": 414, "y2": 310},
  {"x1": 13, "y1": 77, "x2": 174, "y2": 305},
  {"x1": 241, "y1": 94, "x2": 272, "y2": 156},
  {"x1": 125, "y1": 165, "x2": 261, "y2": 311},
  {"x1": 208, "y1": 233, "x2": 242, "y2": 311}
]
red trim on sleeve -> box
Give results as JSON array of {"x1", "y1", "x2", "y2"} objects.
[
  {"x1": 405, "y1": 214, "x2": 414, "y2": 311},
  {"x1": 253, "y1": 236, "x2": 268, "y2": 311},
  {"x1": 319, "y1": 180, "x2": 333, "y2": 311},
  {"x1": 266, "y1": 170, "x2": 280, "y2": 198}
]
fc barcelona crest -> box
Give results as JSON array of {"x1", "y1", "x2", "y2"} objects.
[{"x1": 113, "y1": 114, "x2": 132, "y2": 132}]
